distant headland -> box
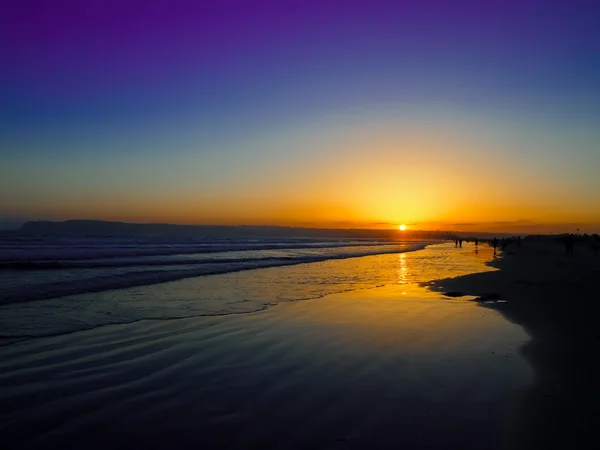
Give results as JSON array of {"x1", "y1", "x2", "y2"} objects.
[{"x1": 16, "y1": 220, "x2": 465, "y2": 240}]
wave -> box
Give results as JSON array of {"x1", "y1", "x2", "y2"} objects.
[
  {"x1": 0, "y1": 255, "x2": 292, "y2": 270},
  {"x1": 0, "y1": 240, "x2": 396, "y2": 263},
  {"x1": 0, "y1": 243, "x2": 429, "y2": 306}
]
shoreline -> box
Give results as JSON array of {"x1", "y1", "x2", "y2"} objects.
[
  {"x1": 429, "y1": 241, "x2": 600, "y2": 449},
  {"x1": 0, "y1": 241, "x2": 433, "y2": 307},
  {"x1": 0, "y1": 241, "x2": 472, "y2": 344}
]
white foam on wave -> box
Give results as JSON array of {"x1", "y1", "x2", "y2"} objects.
[
  {"x1": 0, "y1": 236, "x2": 394, "y2": 262},
  {"x1": 0, "y1": 242, "x2": 436, "y2": 340},
  {"x1": 0, "y1": 243, "x2": 430, "y2": 305}
]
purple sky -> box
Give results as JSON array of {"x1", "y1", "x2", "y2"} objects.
[{"x1": 2, "y1": 0, "x2": 600, "y2": 231}]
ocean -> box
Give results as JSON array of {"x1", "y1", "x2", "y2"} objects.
[{"x1": 1, "y1": 235, "x2": 440, "y2": 341}]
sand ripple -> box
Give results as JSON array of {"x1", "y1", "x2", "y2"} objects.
[{"x1": 1, "y1": 285, "x2": 530, "y2": 449}]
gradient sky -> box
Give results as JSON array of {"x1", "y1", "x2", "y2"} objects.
[{"x1": 2, "y1": 0, "x2": 599, "y2": 232}]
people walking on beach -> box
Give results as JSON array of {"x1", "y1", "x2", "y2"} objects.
[
  {"x1": 474, "y1": 238, "x2": 479, "y2": 247},
  {"x1": 492, "y1": 237, "x2": 498, "y2": 255},
  {"x1": 459, "y1": 239, "x2": 463, "y2": 248},
  {"x1": 455, "y1": 239, "x2": 458, "y2": 247},
  {"x1": 564, "y1": 235, "x2": 574, "y2": 256}
]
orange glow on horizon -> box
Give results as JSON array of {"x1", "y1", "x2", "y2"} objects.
[{"x1": 4, "y1": 120, "x2": 599, "y2": 235}]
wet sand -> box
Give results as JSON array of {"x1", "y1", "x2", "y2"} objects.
[
  {"x1": 430, "y1": 241, "x2": 600, "y2": 449},
  {"x1": 1, "y1": 249, "x2": 531, "y2": 449}
]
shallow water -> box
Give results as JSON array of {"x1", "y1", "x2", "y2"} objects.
[
  {"x1": 0, "y1": 236, "x2": 429, "y2": 305},
  {"x1": 0, "y1": 243, "x2": 496, "y2": 340},
  {"x1": 0, "y1": 244, "x2": 531, "y2": 449}
]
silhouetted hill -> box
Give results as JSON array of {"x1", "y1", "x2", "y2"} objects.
[{"x1": 18, "y1": 220, "x2": 454, "y2": 240}]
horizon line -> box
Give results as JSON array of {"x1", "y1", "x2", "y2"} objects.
[{"x1": 4, "y1": 218, "x2": 596, "y2": 236}]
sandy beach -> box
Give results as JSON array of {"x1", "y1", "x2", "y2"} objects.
[
  {"x1": 431, "y1": 240, "x2": 600, "y2": 449},
  {"x1": 1, "y1": 241, "x2": 598, "y2": 449},
  {"x1": 0, "y1": 288, "x2": 530, "y2": 450}
]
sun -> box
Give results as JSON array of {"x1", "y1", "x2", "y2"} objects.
[{"x1": 398, "y1": 224, "x2": 407, "y2": 231}]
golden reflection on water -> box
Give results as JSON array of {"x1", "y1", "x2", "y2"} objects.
[
  {"x1": 284, "y1": 285, "x2": 482, "y2": 353},
  {"x1": 277, "y1": 244, "x2": 516, "y2": 355},
  {"x1": 397, "y1": 252, "x2": 408, "y2": 285}
]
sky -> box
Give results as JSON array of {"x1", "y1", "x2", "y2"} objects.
[{"x1": 1, "y1": 0, "x2": 599, "y2": 233}]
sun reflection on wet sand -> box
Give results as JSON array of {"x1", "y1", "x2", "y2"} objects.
[
  {"x1": 277, "y1": 281, "x2": 524, "y2": 356},
  {"x1": 398, "y1": 252, "x2": 408, "y2": 286},
  {"x1": 262, "y1": 243, "x2": 516, "y2": 359}
]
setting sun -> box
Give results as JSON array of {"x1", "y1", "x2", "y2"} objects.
[{"x1": 398, "y1": 224, "x2": 407, "y2": 231}]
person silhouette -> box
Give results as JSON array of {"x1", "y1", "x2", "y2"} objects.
[{"x1": 564, "y1": 235, "x2": 574, "y2": 256}]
